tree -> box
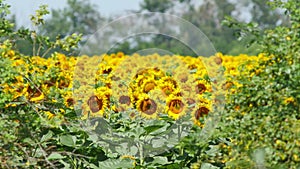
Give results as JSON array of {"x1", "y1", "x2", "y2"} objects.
[
  {"x1": 108, "y1": 0, "x2": 196, "y2": 56},
  {"x1": 1, "y1": 1, "x2": 81, "y2": 57},
  {"x1": 40, "y1": 0, "x2": 103, "y2": 38},
  {"x1": 125, "y1": 0, "x2": 289, "y2": 55},
  {"x1": 139, "y1": 0, "x2": 173, "y2": 13}
]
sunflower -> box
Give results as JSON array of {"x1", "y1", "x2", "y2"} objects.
[
  {"x1": 87, "y1": 95, "x2": 103, "y2": 113},
  {"x1": 118, "y1": 95, "x2": 131, "y2": 105},
  {"x1": 136, "y1": 94, "x2": 158, "y2": 119},
  {"x1": 128, "y1": 89, "x2": 141, "y2": 105},
  {"x1": 213, "y1": 53, "x2": 223, "y2": 65},
  {"x1": 10, "y1": 83, "x2": 29, "y2": 100},
  {"x1": 283, "y1": 97, "x2": 295, "y2": 105},
  {"x1": 161, "y1": 85, "x2": 175, "y2": 97},
  {"x1": 195, "y1": 79, "x2": 211, "y2": 95},
  {"x1": 148, "y1": 89, "x2": 167, "y2": 115},
  {"x1": 151, "y1": 67, "x2": 165, "y2": 80},
  {"x1": 222, "y1": 81, "x2": 234, "y2": 90},
  {"x1": 116, "y1": 95, "x2": 133, "y2": 112},
  {"x1": 29, "y1": 91, "x2": 45, "y2": 102},
  {"x1": 165, "y1": 95, "x2": 186, "y2": 120},
  {"x1": 135, "y1": 68, "x2": 151, "y2": 78},
  {"x1": 192, "y1": 105, "x2": 210, "y2": 127},
  {"x1": 130, "y1": 71, "x2": 151, "y2": 89},
  {"x1": 81, "y1": 93, "x2": 109, "y2": 119},
  {"x1": 95, "y1": 86, "x2": 111, "y2": 99},
  {"x1": 44, "y1": 111, "x2": 55, "y2": 120},
  {"x1": 192, "y1": 97, "x2": 212, "y2": 126},
  {"x1": 158, "y1": 79, "x2": 177, "y2": 97},
  {"x1": 65, "y1": 97, "x2": 75, "y2": 108},
  {"x1": 141, "y1": 78, "x2": 157, "y2": 93},
  {"x1": 160, "y1": 76, "x2": 178, "y2": 88}
]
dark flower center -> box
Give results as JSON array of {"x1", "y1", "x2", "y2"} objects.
[
  {"x1": 88, "y1": 95, "x2": 103, "y2": 113},
  {"x1": 195, "y1": 107, "x2": 209, "y2": 120},
  {"x1": 168, "y1": 99, "x2": 184, "y2": 114},
  {"x1": 140, "y1": 99, "x2": 157, "y2": 115}
]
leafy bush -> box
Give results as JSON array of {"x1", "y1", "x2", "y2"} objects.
[{"x1": 217, "y1": 0, "x2": 300, "y2": 168}]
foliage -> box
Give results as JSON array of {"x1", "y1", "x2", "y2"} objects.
[
  {"x1": 1, "y1": 39, "x2": 263, "y2": 168},
  {"x1": 112, "y1": 0, "x2": 288, "y2": 56},
  {"x1": 216, "y1": 0, "x2": 300, "y2": 168},
  {"x1": 0, "y1": 0, "x2": 82, "y2": 57},
  {"x1": 139, "y1": 0, "x2": 173, "y2": 13},
  {"x1": 39, "y1": 0, "x2": 103, "y2": 40}
]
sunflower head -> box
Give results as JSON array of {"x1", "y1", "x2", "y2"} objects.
[
  {"x1": 161, "y1": 77, "x2": 178, "y2": 88},
  {"x1": 87, "y1": 95, "x2": 103, "y2": 113},
  {"x1": 222, "y1": 81, "x2": 234, "y2": 90},
  {"x1": 140, "y1": 99, "x2": 157, "y2": 115},
  {"x1": 169, "y1": 99, "x2": 184, "y2": 114},
  {"x1": 142, "y1": 79, "x2": 156, "y2": 93},
  {"x1": 161, "y1": 86, "x2": 173, "y2": 96},
  {"x1": 65, "y1": 97, "x2": 75, "y2": 107},
  {"x1": 194, "y1": 106, "x2": 210, "y2": 120},
  {"x1": 166, "y1": 96, "x2": 186, "y2": 120},
  {"x1": 82, "y1": 94, "x2": 108, "y2": 118},
  {"x1": 116, "y1": 94, "x2": 133, "y2": 112},
  {"x1": 213, "y1": 55, "x2": 223, "y2": 65},
  {"x1": 136, "y1": 94, "x2": 158, "y2": 119},
  {"x1": 198, "y1": 81, "x2": 206, "y2": 91},
  {"x1": 193, "y1": 106, "x2": 210, "y2": 127},
  {"x1": 119, "y1": 95, "x2": 131, "y2": 105}
]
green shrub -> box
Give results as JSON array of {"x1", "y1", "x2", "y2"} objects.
[{"x1": 218, "y1": 1, "x2": 300, "y2": 168}]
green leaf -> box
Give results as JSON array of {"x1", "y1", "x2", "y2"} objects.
[
  {"x1": 41, "y1": 130, "x2": 53, "y2": 142},
  {"x1": 59, "y1": 159, "x2": 71, "y2": 169},
  {"x1": 88, "y1": 134, "x2": 98, "y2": 143},
  {"x1": 205, "y1": 145, "x2": 220, "y2": 157},
  {"x1": 47, "y1": 152, "x2": 64, "y2": 160},
  {"x1": 59, "y1": 135, "x2": 76, "y2": 147},
  {"x1": 144, "y1": 125, "x2": 165, "y2": 135},
  {"x1": 97, "y1": 158, "x2": 134, "y2": 169},
  {"x1": 201, "y1": 163, "x2": 220, "y2": 169},
  {"x1": 152, "y1": 156, "x2": 169, "y2": 165},
  {"x1": 23, "y1": 137, "x2": 35, "y2": 145},
  {"x1": 134, "y1": 126, "x2": 146, "y2": 137}
]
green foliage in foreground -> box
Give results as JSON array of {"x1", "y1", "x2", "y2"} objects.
[{"x1": 218, "y1": 0, "x2": 300, "y2": 168}]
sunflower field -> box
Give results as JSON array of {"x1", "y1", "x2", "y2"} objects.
[{"x1": 1, "y1": 0, "x2": 300, "y2": 169}]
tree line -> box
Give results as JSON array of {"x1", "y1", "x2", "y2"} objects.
[{"x1": 11, "y1": 0, "x2": 289, "y2": 56}]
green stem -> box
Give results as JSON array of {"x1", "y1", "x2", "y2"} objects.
[
  {"x1": 138, "y1": 142, "x2": 144, "y2": 166},
  {"x1": 32, "y1": 34, "x2": 36, "y2": 56},
  {"x1": 177, "y1": 121, "x2": 184, "y2": 155},
  {"x1": 177, "y1": 121, "x2": 182, "y2": 142}
]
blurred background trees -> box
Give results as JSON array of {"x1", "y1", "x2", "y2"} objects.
[
  {"x1": 8, "y1": 0, "x2": 289, "y2": 56},
  {"x1": 110, "y1": 0, "x2": 289, "y2": 55},
  {"x1": 39, "y1": 0, "x2": 104, "y2": 41},
  {"x1": 14, "y1": 0, "x2": 103, "y2": 56}
]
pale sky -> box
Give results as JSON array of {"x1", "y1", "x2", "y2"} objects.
[{"x1": 6, "y1": 0, "x2": 142, "y2": 27}]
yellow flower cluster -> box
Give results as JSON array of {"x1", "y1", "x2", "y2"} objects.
[
  {"x1": 1, "y1": 49, "x2": 265, "y2": 126},
  {"x1": 1, "y1": 48, "x2": 76, "y2": 119},
  {"x1": 70, "y1": 52, "x2": 262, "y2": 126}
]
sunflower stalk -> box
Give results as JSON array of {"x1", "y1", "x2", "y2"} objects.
[
  {"x1": 137, "y1": 142, "x2": 144, "y2": 166},
  {"x1": 177, "y1": 123, "x2": 182, "y2": 142},
  {"x1": 177, "y1": 122, "x2": 184, "y2": 155}
]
